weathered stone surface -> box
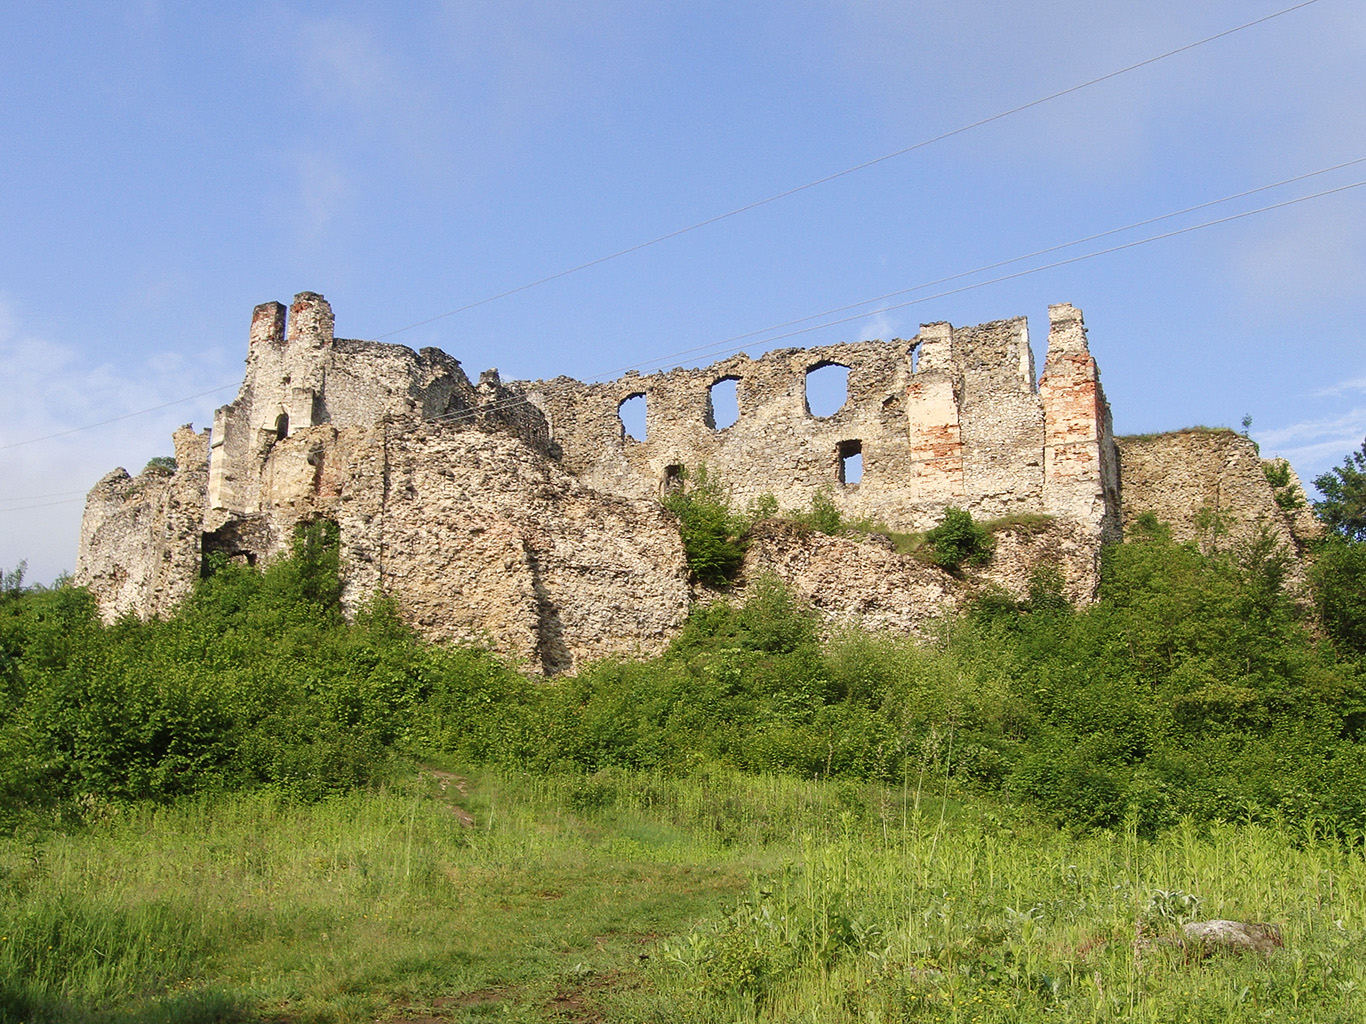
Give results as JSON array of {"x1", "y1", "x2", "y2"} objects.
[
  {"x1": 969, "y1": 517, "x2": 1102, "y2": 605},
  {"x1": 738, "y1": 516, "x2": 1101, "y2": 634},
  {"x1": 1182, "y1": 920, "x2": 1283, "y2": 956},
  {"x1": 740, "y1": 520, "x2": 958, "y2": 635},
  {"x1": 212, "y1": 421, "x2": 691, "y2": 673},
  {"x1": 519, "y1": 306, "x2": 1119, "y2": 536},
  {"x1": 1116, "y1": 429, "x2": 1314, "y2": 551},
  {"x1": 76, "y1": 426, "x2": 209, "y2": 620}
]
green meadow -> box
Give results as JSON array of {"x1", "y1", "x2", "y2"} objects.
[
  {"x1": 5, "y1": 770, "x2": 1366, "y2": 1022},
  {"x1": 4, "y1": 504, "x2": 1366, "y2": 1021}
]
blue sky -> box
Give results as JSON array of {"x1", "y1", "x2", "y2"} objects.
[{"x1": 3, "y1": 0, "x2": 1365, "y2": 583}]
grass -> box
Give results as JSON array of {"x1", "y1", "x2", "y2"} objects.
[
  {"x1": 4, "y1": 768, "x2": 1365, "y2": 1023},
  {"x1": 1116, "y1": 426, "x2": 1241, "y2": 443},
  {"x1": 980, "y1": 512, "x2": 1056, "y2": 536}
]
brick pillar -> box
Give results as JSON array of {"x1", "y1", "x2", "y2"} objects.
[
  {"x1": 248, "y1": 301, "x2": 286, "y2": 349},
  {"x1": 1040, "y1": 303, "x2": 1117, "y2": 535},
  {"x1": 287, "y1": 292, "x2": 335, "y2": 349},
  {"x1": 905, "y1": 322, "x2": 965, "y2": 500}
]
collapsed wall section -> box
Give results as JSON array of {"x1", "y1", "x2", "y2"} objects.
[{"x1": 75, "y1": 426, "x2": 210, "y2": 620}]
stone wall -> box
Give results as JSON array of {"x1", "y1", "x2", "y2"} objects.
[
  {"x1": 76, "y1": 290, "x2": 1301, "y2": 672},
  {"x1": 738, "y1": 516, "x2": 1101, "y2": 636},
  {"x1": 518, "y1": 302, "x2": 1118, "y2": 539},
  {"x1": 1115, "y1": 430, "x2": 1316, "y2": 550},
  {"x1": 76, "y1": 426, "x2": 210, "y2": 620},
  {"x1": 220, "y1": 419, "x2": 691, "y2": 672},
  {"x1": 207, "y1": 292, "x2": 549, "y2": 518}
]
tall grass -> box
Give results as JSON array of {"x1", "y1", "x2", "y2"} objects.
[
  {"x1": 650, "y1": 809, "x2": 1366, "y2": 1022},
  {"x1": 4, "y1": 770, "x2": 1365, "y2": 1022}
]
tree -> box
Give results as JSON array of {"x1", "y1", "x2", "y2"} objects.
[{"x1": 1313, "y1": 439, "x2": 1366, "y2": 541}]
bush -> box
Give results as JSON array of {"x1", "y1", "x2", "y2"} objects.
[
  {"x1": 1310, "y1": 536, "x2": 1366, "y2": 656},
  {"x1": 661, "y1": 465, "x2": 748, "y2": 587},
  {"x1": 925, "y1": 507, "x2": 993, "y2": 572},
  {"x1": 790, "y1": 487, "x2": 842, "y2": 535}
]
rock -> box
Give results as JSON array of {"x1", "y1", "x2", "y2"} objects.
[{"x1": 1182, "y1": 920, "x2": 1283, "y2": 955}]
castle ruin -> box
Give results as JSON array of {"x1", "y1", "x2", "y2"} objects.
[{"x1": 75, "y1": 293, "x2": 1308, "y2": 672}]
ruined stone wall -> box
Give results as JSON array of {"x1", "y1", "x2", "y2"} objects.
[
  {"x1": 739, "y1": 516, "x2": 1101, "y2": 636},
  {"x1": 207, "y1": 293, "x2": 550, "y2": 519},
  {"x1": 76, "y1": 291, "x2": 1140, "y2": 671},
  {"x1": 1115, "y1": 429, "x2": 1315, "y2": 550},
  {"x1": 1041, "y1": 303, "x2": 1122, "y2": 542},
  {"x1": 76, "y1": 426, "x2": 210, "y2": 620},
  {"x1": 221, "y1": 419, "x2": 691, "y2": 672},
  {"x1": 519, "y1": 302, "x2": 1118, "y2": 538}
]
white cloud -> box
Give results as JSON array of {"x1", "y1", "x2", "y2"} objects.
[
  {"x1": 857, "y1": 311, "x2": 896, "y2": 341},
  {"x1": 1257, "y1": 407, "x2": 1366, "y2": 450},
  {"x1": 0, "y1": 298, "x2": 233, "y2": 585},
  {"x1": 1315, "y1": 377, "x2": 1366, "y2": 398},
  {"x1": 294, "y1": 14, "x2": 400, "y2": 116},
  {"x1": 1230, "y1": 196, "x2": 1366, "y2": 309},
  {"x1": 1254, "y1": 406, "x2": 1366, "y2": 495}
]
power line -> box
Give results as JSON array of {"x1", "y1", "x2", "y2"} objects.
[
  {"x1": 0, "y1": 383, "x2": 238, "y2": 453},
  {"x1": 707, "y1": 178, "x2": 1366, "y2": 352},
  {"x1": 2, "y1": 149, "x2": 1358, "y2": 475},
  {"x1": 420, "y1": 172, "x2": 1366, "y2": 429},
  {"x1": 0, "y1": 3, "x2": 1328, "y2": 459},
  {"x1": 0, "y1": 488, "x2": 88, "y2": 504},
  {"x1": 5, "y1": 171, "x2": 1357, "y2": 510},
  {"x1": 0, "y1": 497, "x2": 86, "y2": 514},
  {"x1": 598, "y1": 156, "x2": 1366, "y2": 377},
  {"x1": 369, "y1": 0, "x2": 1323, "y2": 343}
]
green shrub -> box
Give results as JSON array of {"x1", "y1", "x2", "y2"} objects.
[
  {"x1": 925, "y1": 507, "x2": 994, "y2": 572},
  {"x1": 790, "y1": 487, "x2": 842, "y2": 535},
  {"x1": 1310, "y1": 536, "x2": 1366, "y2": 656},
  {"x1": 661, "y1": 465, "x2": 748, "y2": 587}
]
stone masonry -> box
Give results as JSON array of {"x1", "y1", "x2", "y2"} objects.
[
  {"x1": 75, "y1": 292, "x2": 1307, "y2": 671},
  {"x1": 526, "y1": 302, "x2": 1119, "y2": 539}
]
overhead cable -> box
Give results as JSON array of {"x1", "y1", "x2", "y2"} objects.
[
  {"x1": 1, "y1": 148, "x2": 1357, "y2": 466},
  {"x1": 369, "y1": 0, "x2": 1324, "y2": 343},
  {"x1": 0, "y1": 383, "x2": 238, "y2": 453},
  {"x1": 418, "y1": 172, "x2": 1366, "y2": 428}
]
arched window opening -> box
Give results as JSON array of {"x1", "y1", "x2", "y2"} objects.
[
  {"x1": 275, "y1": 412, "x2": 289, "y2": 440},
  {"x1": 618, "y1": 393, "x2": 647, "y2": 442},
  {"x1": 708, "y1": 377, "x2": 740, "y2": 430},
  {"x1": 838, "y1": 439, "x2": 863, "y2": 485},
  {"x1": 805, "y1": 362, "x2": 849, "y2": 418},
  {"x1": 663, "y1": 464, "x2": 684, "y2": 494},
  {"x1": 911, "y1": 342, "x2": 921, "y2": 374}
]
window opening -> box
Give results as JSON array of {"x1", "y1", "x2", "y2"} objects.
[
  {"x1": 911, "y1": 342, "x2": 921, "y2": 374},
  {"x1": 805, "y1": 362, "x2": 849, "y2": 418},
  {"x1": 618, "y1": 393, "x2": 647, "y2": 442},
  {"x1": 663, "y1": 464, "x2": 683, "y2": 493},
  {"x1": 275, "y1": 412, "x2": 289, "y2": 440},
  {"x1": 838, "y1": 439, "x2": 863, "y2": 485},
  {"x1": 708, "y1": 377, "x2": 739, "y2": 430}
]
